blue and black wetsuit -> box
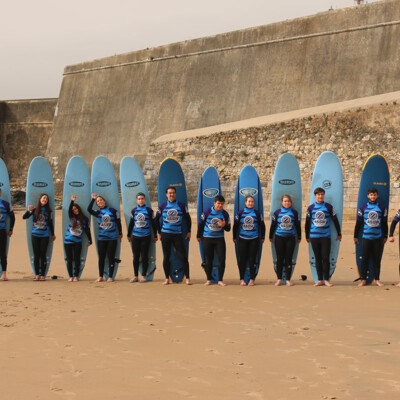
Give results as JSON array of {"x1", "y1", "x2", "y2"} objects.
[
  {"x1": 23, "y1": 205, "x2": 54, "y2": 277},
  {"x1": 269, "y1": 206, "x2": 301, "y2": 280},
  {"x1": 233, "y1": 207, "x2": 265, "y2": 281},
  {"x1": 127, "y1": 205, "x2": 157, "y2": 278},
  {"x1": 305, "y1": 202, "x2": 341, "y2": 281},
  {"x1": 156, "y1": 200, "x2": 191, "y2": 279},
  {"x1": 0, "y1": 198, "x2": 15, "y2": 272},
  {"x1": 197, "y1": 206, "x2": 231, "y2": 281},
  {"x1": 88, "y1": 198, "x2": 122, "y2": 279},
  {"x1": 64, "y1": 201, "x2": 92, "y2": 278},
  {"x1": 354, "y1": 201, "x2": 388, "y2": 280}
]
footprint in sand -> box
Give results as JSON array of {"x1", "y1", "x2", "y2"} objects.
[{"x1": 206, "y1": 348, "x2": 220, "y2": 355}]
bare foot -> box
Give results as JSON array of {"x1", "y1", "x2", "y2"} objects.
[
  {"x1": 286, "y1": 281, "x2": 293, "y2": 286},
  {"x1": 140, "y1": 277, "x2": 147, "y2": 283},
  {"x1": 130, "y1": 277, "x2": 138, "y2": 283},
  {"x1": 107, "y1": 277, "x2": 114, "y2": 282},
  {"x1": 240, "y1": 280, "x2": 247, "y2": 286},
  {"x1": 218, "y1": 281, "x2": 226, "y2": 287},
  {"x1": 33, "y1": 275, "x2": 39, "y2": 281},
  {"x1": 204, "y1": 280, "x2": 211, "y2": 286},
  {"x1": 73, "y1": 277, "x2": 79, "y2": 282},
  {"x1": 95, "y1": 277, "x2": 104, "y2": 282},
  {"x1": 248, "y1": 280, "x2": 255, "y2": 286},
  {"x1": 39, "y1": 276, "x2": 46, "y2": 281},
  {"x1": 358, "y1": 280, "x2": 367, "y2": 287},
  {"x1": 324, "y1": 280, "x2": 334, "y2": 287},
  {"x1": 68, "y1": 277, "x2": 73, "y2": 282},
  {"x1": 375, "y1": 280, "x2": 384, "y2": 287},
  {"x1": 314, "y1": 281, "x2": 323, "y2": 287},
  {"x1": 275, "y1": 280, "x2": 282, "y2": 286},
  {"x1": 1, "y1": 273, "x2": 8, "y2": 281},
  {"x1": 163, "y1": 279, "x2": 170, "y2": 285},
  {"x1": 185, "y1": 279, "x2": 192, "y2": 285},
  {"x1": 396, "y1": 282, "x2": 400, "y2": 287}
]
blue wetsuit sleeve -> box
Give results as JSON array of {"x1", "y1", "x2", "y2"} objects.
[
  {"x1": 87, "y1": 198, "x2": 99, "y2": 217},
  {"x1": 389, "y1": 210, "x2": 400, "y2": 236}
]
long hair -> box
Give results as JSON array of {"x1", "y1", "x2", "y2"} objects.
[
  {"x1": 71, "y1": 203, "x2": 85, "y2": 230},
  {"x1": 34, "y1": 194, "x2": 51, "y2": 222}
]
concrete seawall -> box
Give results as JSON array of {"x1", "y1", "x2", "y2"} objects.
[
  {"x1": 0, "y1": 99, "x2": 57, "y2": 195},
  {"x1": 47, "y1": 0, "x2": 400, "y2": 187}
]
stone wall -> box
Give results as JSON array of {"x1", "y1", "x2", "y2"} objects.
[
  {"x1": 0, "y1": 99, "x2": 57, "y2": 201},
  {"x1": 143, "y1": 100, "x2": 400, "y2": 219},
  {"x1": 47, "y1": 0, "x2": 400, "y2": 188}
]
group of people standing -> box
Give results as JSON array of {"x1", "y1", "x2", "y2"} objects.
[{"x1": 0, "y1": 184, "x2": 399, "y2": 286}]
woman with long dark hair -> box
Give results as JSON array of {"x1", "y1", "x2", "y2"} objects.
[
  {"x1": 23, "y1": 194, "x2": 56, "y2": 281},
  {"x1": 64, "y1": 195, "x2": 92, "y2": 282},
  {"x1": 88, "y1": 193, "x2": 122, "y2": 282}
]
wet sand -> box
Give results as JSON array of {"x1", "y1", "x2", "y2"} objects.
[{"x1": 1, "y1": 211, "x2": 400, "y2": 399}]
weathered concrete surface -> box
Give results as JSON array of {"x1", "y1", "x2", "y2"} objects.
[
  {"x1": 48, "y1": 0, "x2": 400, "y2": 186},
  {"x1": 143, "y1": 93, "x2": 400, "y2": 220},
  {"x1": 0, "y1": 99, "x2": 57, "y2": 196}
]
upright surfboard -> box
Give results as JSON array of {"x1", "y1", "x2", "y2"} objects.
[
  {"x1": 62, "y1": 156, "x2": 91, "y2": 279},
  {"x1": 26, "y1": 157, "x2": 55, "y2": 276},
  {"x1": 0, "y1": 158, "x2": 11, "y2": 275},
  {"x1": 308, "y1": 151, "x2": 343, "y2": 283},
  {"x1": 120, "y1": 156, "x2": 156, "y2": 281},
  {"x1": 270, "y1": 153, "x2": 302, "y2": 283},
  {"x1": 157, "y1": 157, "x2": 189, "y2": 283},
  {"x1": 355, "y1": 154, "x2": 390, "y2": 284},
  {"x1": 91, "y1": 156, "x2": 121, "y2": 280},
  {"x1": 197, "y1": 166, "x2": 222, "y2": 283},
  {"x1": 234, "y1": 165, "x2": 264, "y2": 284}
]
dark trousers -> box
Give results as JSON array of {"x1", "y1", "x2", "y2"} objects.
[
  {"x1": 161, "y1": 233, "x2": 190, "y2": 279},
  {"x1": 64, "y1": 242, "x2": 82, "y2": 277},
  {"x1": 310, "y1": 237, "x2": 331, "y2": 281},
  {"x1": 0, "y1": 229, "x2": 7, "y2": 271},
  {"x1": 274, "y1": 235, "x2": 296, "y2": 280},
  {"x1": 238, "y1": 237, "x2": 259, "y2": 280},
  {"x1": 203, "y1": 237, "x2": 226, "y2": 281},
  {"x1": 131, "y1": 235, "x2": 151, "y2": 277},
  {"x1": 32, "y1": 235, "x2": 49, "y2": 276},
  {"x1": 361, "y1": 238, "x2": 383, "y2": 280},
  {"x1": 98, "y1": 239, "x2": 117, "y2": 278}
]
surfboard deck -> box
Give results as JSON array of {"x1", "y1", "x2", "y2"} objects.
[
  {"x1": 234, "y1": 165, "x2": 264, "y2": 284},
  {"x1": 355, "y1": 154, "x2": 390, "y2": 284},
  {"x1": 157, "y1": 157, "x2": 189, "y2": 283},
  {"x1": 197, "y1": 166, "x2": 222, "y2": 283},
  {"x1": 120, "y1": 156, "x2": 156, "y2": 281},
  {"x1": 0, "y1": 158, "x2": 11, "y2": 274},
  {"x1": 26, "y1": 157, "x2": 55, "y2": 277},
  {"x1": 62, "y1": 156, "x2": 91, "y2": 279},
  {"x1": 91, "y1": 156, "x2": 121, "y2": 280},
  {"x1": 270, "y1": 153, "x2": 302, "y2": 283},
  {"x1": 308, "y1": 151, "x2": 343, "y2": 284}
]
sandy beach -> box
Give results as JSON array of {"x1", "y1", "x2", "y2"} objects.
[{"x1": 1, "y1": 210, "x2": 400, "y2": 399}]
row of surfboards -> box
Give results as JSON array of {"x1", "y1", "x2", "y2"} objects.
[{"x1": 0, "y1": 152, "x2": 390, "y2": 284}]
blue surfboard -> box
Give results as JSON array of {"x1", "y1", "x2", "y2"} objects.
[
  {"x1": 234, "y1": 165, "x2": 264, "y2": 284},
  {"x1": 157, "y1": 157, "x2": 189, "y2": 283},
  {"x1": 270, "y1": 153, "x2": 302, "y2": 283},
  {"x1": 0, "y1": 158, "x2": 12, "y2": 275},
  {"x1": 120, "y1": 156, "x2": 156, "y2": 281},
  {"x1": 62, "y1": 156, "x2": 91, "y2": 279},
  {"x1": 91, "y1": 156, "x2": 121, "y2": 280},
  {"x1": 355, "y1": 154, "x2": 390, "y2": 284},
  {"x1": 197, "y1": 166, "x2": 222, "y2": 283},
  {"x1": 26, "y1": 157, "x2": 55, "y2": 277},
  {"x1": 308, "y1": 151, "x2": 343, "y2": 283}
]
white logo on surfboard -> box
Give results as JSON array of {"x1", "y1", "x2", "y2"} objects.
[{"x1": 313, "y1": 211, "x2": 327, "y2": 227}]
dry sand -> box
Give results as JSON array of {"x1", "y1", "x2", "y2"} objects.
[{"x1": 1, "y1": 210, "x2": 400, "y2": 399}]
